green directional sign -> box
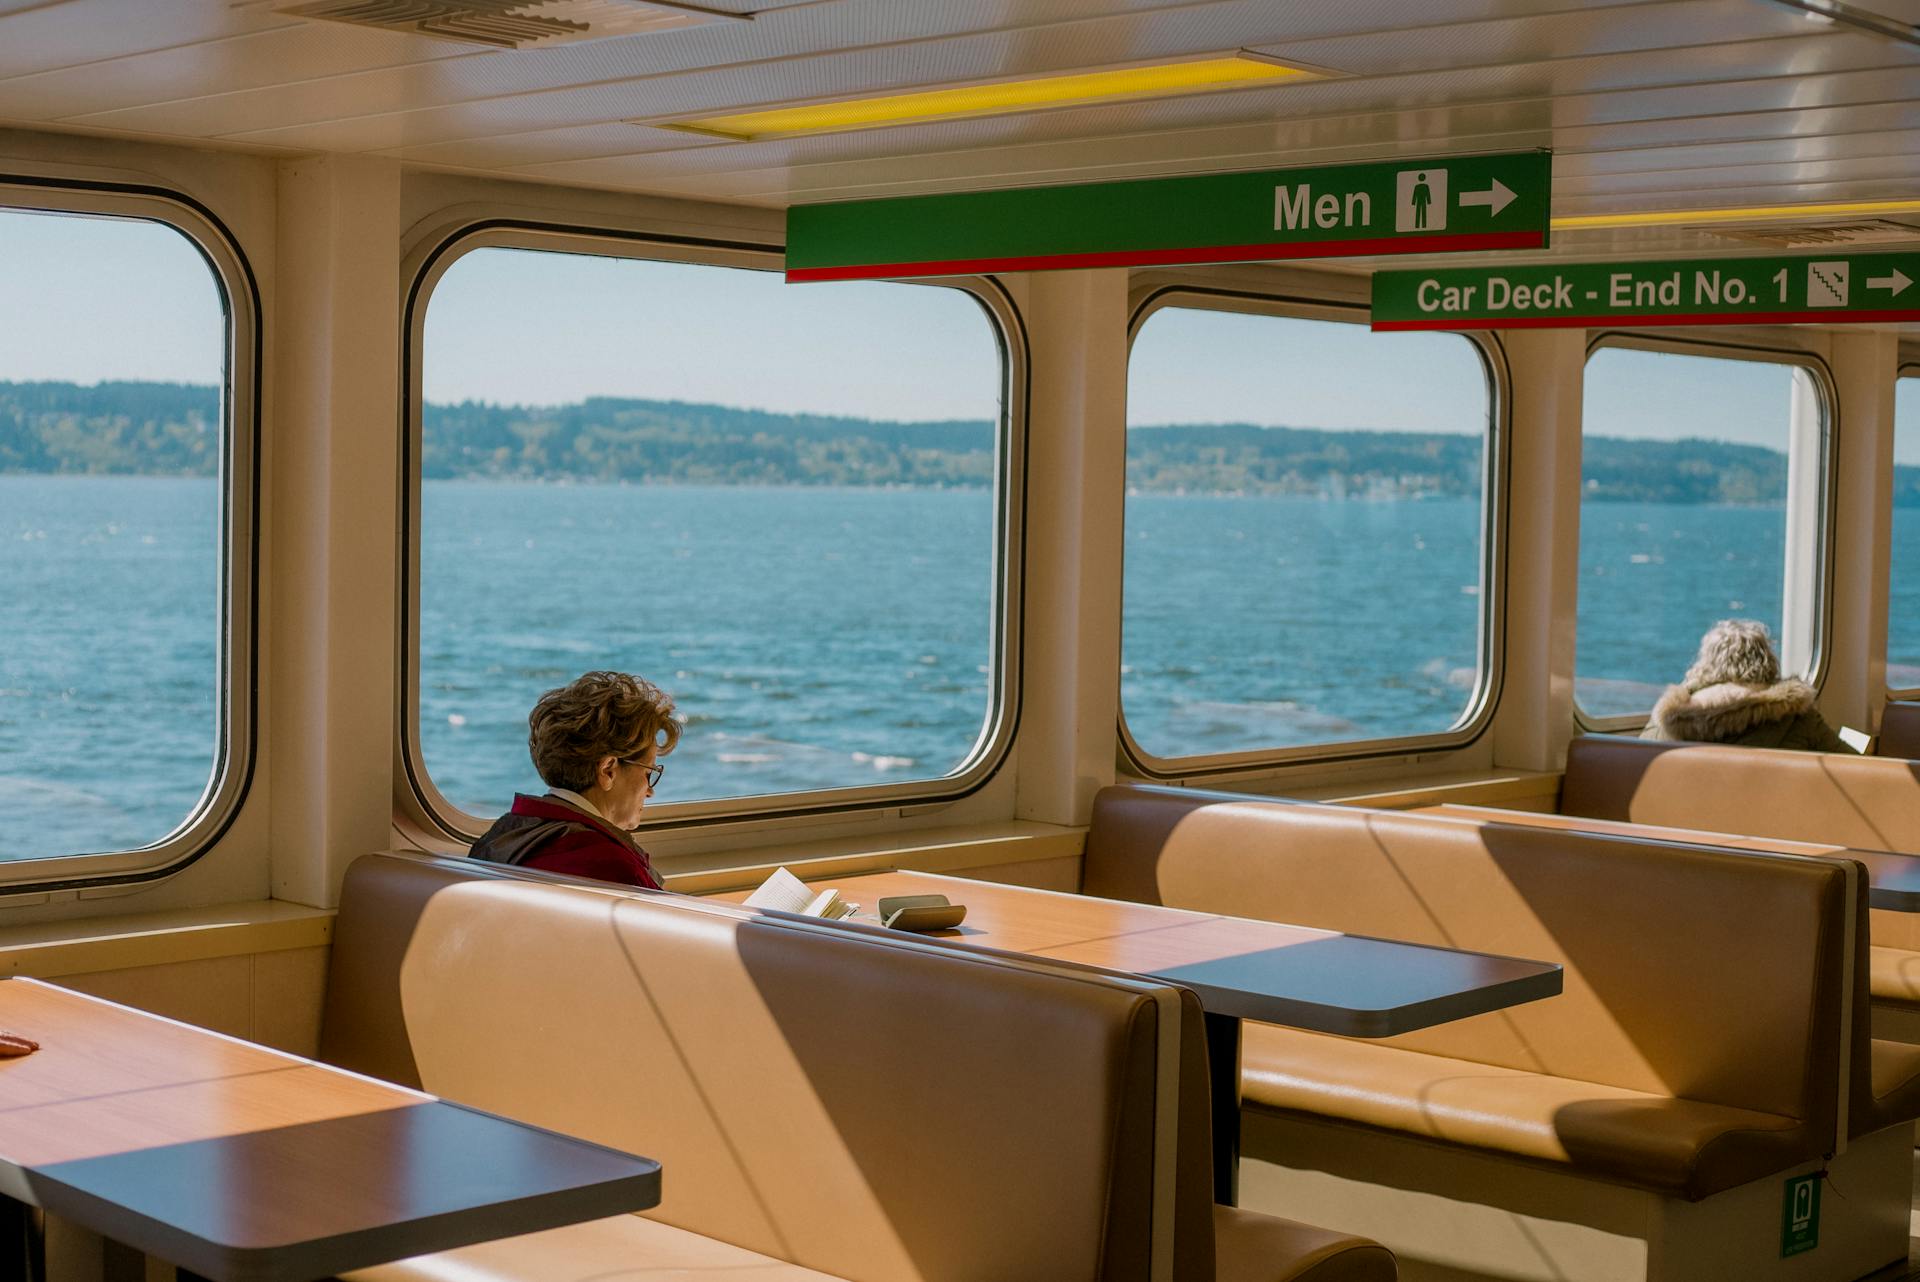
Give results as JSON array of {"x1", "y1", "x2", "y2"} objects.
[
  {"x1": 1781, "y1": 1172, "x2": 1820, "y2": 1257},
  {"x1": 787, "y1": 150, "x2": 1550, "y2": 282},
  {"x1": 1372, "y1": 252, "x2": 1917, "y2": 330}
]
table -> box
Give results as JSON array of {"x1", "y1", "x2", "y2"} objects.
[
  {"x1": 1414, "y1": 803, "x2": 1920, "y2": 911},
  {"x1": 0, "y1": 978, "x2": 662, "y2": 1282},
  {"x1": 721, "y1": 870, "x2": 1562, "y2": 1203}
]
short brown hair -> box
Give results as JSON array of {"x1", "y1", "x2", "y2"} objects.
[{"x1": 528, "y1": 671, "x2": 679, "y2": 792}]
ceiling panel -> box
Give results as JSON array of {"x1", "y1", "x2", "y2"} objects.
[
  {"x1": 0, "y1": 19, "x2": 476, "y2": 123},
  {"x1": 1553, "y1": 150, "x2": 1920, "y2": 197},
  {"x1": 374, "y1": 121, "x2": 728, "y2": 169},
  {"x1": 0, "y1": 0, "x2": 1910, "y2": 238},
  {"x1": 214, "y1": 28, "x2": 1901, "y2": 193},
  {"x1": 0, "y1": 0, "x2": 297, "y2": 80},
  {"x1": 471, "y1": 29, "x2": 1903, "y2": 205},
  {"x1": 43, "y1": 1, "x2": 1821, "y2": 143}
]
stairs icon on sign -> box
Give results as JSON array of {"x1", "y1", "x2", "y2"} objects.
[{"x1": 1807, "y1": 262, "x2": 1849, "y2": 307}]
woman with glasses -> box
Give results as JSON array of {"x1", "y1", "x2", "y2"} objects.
[{"x1": 467, "y1": 670, "x2": 679, "y2": 888}]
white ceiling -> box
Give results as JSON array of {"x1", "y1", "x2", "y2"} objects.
[{"x1": 0, "y1": 0, "x2": 1917, "y2": 263}]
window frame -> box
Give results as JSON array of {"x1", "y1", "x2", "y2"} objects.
[
  {"x1": 398, "y1": 221, "x2": 1027, "y2": 840},
  {"x1": 1572, "y1": 331, "x2": 1837, "y2": 733},
  {"x1": 0, "y1": 178, "x2": 260, "y2": 891},
  {"x1": 1116, "y1": 284, "x2": 1508, "y2": 780},
  {"x1": 1888, "y1": 359, "x2": 1920, "y2": 699}
]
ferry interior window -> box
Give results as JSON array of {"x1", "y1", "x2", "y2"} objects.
[
  {"x1": 414, "y1": 245, "x2": 1007, "y2": 826},
  {"x1": 1576, "y1": 343, "x2": 1826, "y2": 722},
  {"x1": 0, "y1": 205, "x2": 233, "y2": 867},
  {"x1": 1121, "y1": 303, "x2": 1493, "y2": 765},
  {"x1": 1892, "y1": 370, "x2": 1920, "y2": 694}
]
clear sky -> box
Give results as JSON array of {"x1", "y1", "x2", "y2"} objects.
[
  {"x1": 0, "y1": 209, "x2": 224, "y2": 385},
  {"x1": 422, "y1": 248, "x2": 1003, "y2": 422},
  {"x1": 4, "y1": 208, "x2": 1916, "y2": 459},
  {"x1": 1900, "y1": 374, "x2": 1920, "y2": 466},
  {"x1": 1128, "y1": 306, "x2": 1490, "y2": 434},
  {"x1": 1585, "y1": 345, "x2": 1798, "y2": 452}
]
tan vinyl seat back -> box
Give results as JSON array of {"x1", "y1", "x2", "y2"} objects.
[
  {"x1": 1083, "y1": 786, "x2": 1848, "y2": 1131},
  {"x1": 320, "y1": 851, "x2": 1204, "y2": 1282},
  {"x1": 1876, "y1": 701, "x2": 1920, "y2": 761},
  {"x1": 1562, "y1": 733, "x2": 1920, "y2": 852}
]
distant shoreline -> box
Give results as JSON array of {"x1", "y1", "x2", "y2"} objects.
[{"x1": 4, "y1": 379, "x2": 1914, "y2": 504}]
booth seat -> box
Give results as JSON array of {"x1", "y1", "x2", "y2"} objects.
[
  {"x1": 1082, "y1": 784, "x2": 1907, "y2": 1282},
  {"x1": 321, "y1": 850, "x2": 1393, "y2": 1282},
  {"x1": 1561, "y1": 732, "x2": 1920, "y2": 1040},
  {"x1": 1874, "y1": 700, "x2": 1920, "y2": 760}
]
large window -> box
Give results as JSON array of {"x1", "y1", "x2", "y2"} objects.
[
  {"x1": 1576, "y1": 342, "x2": 1827, "y2": 719},
  {"x1": 1892, "y1": 368, "x2": 1920, "y2": 692},
  {"x1": 1121, "y1": 299, "x2": 1495, "y2": 765},
  {"x1": 411, "y1": 236, "x2": 1011, "y2": 823},
  {"x1": 0, "y1": 198, "x2": 249, "y2": 872}
]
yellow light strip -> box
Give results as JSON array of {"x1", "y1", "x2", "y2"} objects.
[
  {"x1": 660, "y1": 54, "x2": 1325, "y2": 141},
  {"x1": 1553, "y1": 197, "x2": 1920, "y2": 230}
]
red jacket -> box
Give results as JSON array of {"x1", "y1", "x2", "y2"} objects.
[{"x1": 466, "y1": 793, "x2": 662, "y2": 890}]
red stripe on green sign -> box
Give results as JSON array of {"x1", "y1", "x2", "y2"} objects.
[
  {"x1": 1377, "y1": 307, "x2": 1920, "y2": 332},
  {"x1": 787, "y1": 230, "x2": 1546, "y2": 283}
]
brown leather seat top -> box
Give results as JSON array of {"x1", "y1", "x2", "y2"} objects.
[
  {"x1": 1561, "y1": 733, "x2": 1920, "y2": 853},
  {"x1": 320, "y1": 851, "x2": 1395, "y2": 1282},
  {"x1": 1082, "y1": 784, "x2": 1852, "y2": 1200}
]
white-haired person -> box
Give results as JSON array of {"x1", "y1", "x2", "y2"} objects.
[{"x1": 1641, "y1": 618, "x2": 1852, "y2": 752}]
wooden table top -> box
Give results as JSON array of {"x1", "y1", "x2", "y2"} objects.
[
  {"x1": 720, "y1": 871, "x2": 1562, "y2": 1038},
  {"x1": 1415, "y1": 803, "x2": 1920, "y2": 912},
  {"x1": 0, "y1": 978, "x2": 661, "y2": 1282}
]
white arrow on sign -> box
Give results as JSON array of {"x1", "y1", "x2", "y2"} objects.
[
  {"x1": 1866, "y1": 268, "x2": 1911, "y2": 297},
  {"x1": 1458, "y1": 178, "x2": 1516, "y2": 217}
]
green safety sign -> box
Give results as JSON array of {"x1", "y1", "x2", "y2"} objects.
[
  {"x1": 1372, "y1": 252, "x2": 1918, "y2": 330},
  {"x1": 1781, "y1": 1172, "x2": 1820, "y2": 1257},
  {"x1": 787, "y1": 151, "x2": 1550, "y2": 282}
]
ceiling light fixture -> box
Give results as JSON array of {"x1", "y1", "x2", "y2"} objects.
[
  {"x1": 653, "y1": 51, "x2": 1331, "y2": 141},
  {"x1": 1553, "y1": 197, "x2": 1920, "y2": 230}
]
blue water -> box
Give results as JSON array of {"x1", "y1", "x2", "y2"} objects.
[
  {"x1": 418, "y1": 482, "x2": 995, "y2": 814},
  {"x1": 0, "y1": 476, "x2": 219, "y2": 860},
  {"x1": 1, "y1": 475, "x2": 1895, "y2": 864}
]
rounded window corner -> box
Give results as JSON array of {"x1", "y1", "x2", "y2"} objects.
[
  {"x1": 1119, "y1": 293, "x2": 1502, "y2": 771},
  {"x1": 0, "y1": 181, "x2": 259, "y2": 891},
  {"x1": 398, "y1": 222, "x2": 1024, "y2": 838}
]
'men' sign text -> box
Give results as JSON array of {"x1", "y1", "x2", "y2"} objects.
[
  {"x1": 787, "y1": 151, "x2": 1549, "y2": 282},
  {"x1": 1372, "y1": 252, "x2": 1918, "y2": 330}
]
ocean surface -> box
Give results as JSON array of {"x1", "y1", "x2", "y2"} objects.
[{"x1": 5, "y1": 474, "x2": 1917, "y2": 864}]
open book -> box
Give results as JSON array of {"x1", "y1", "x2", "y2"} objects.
[{"x1": 742, "y1": 866, "x2": 860, "y2": 920}]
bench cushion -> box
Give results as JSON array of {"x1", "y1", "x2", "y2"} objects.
[
  {"x1": 1559, "y1": 734, "x2": 1920, "y2": 1135},
  {"x1": 1877, "y1": 702, "x2": 1920, "y2": 761},
  {"x1": 341, "y1": 1212, "x2": 847, "y2": 1282},
  {"x1": 1239, "y1": 1026, "x2": 1809, "y2": 1200},
  {"x1": 321, "y1": 853, "x2": 1191, "y2": 1282},
  {"x1": 1084, "y1": 785, "x2": 1852, "y2": 1198},
  {"x1": 341, "y1": 1206, "x2": 1395, "y2": 1282},
  {"x1": 1212, "y1": 1206, "x2": 1396, "y2": 1282},
  {"x1": 1872, "y1": 944, "x2": 1920, "y2": 1005}
]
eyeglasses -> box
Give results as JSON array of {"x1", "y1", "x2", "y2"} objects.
[{"x1": 619, "y1": 756, "x2": 664, "y2": 790}]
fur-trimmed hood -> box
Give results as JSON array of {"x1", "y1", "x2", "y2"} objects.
[{"x1": 1648, "y1": 677, "x2": 1817, "y2": 743}]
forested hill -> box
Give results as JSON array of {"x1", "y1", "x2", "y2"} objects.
[{"x1": 3, "y1": 380, "x2": 1916, "y2": 504}]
